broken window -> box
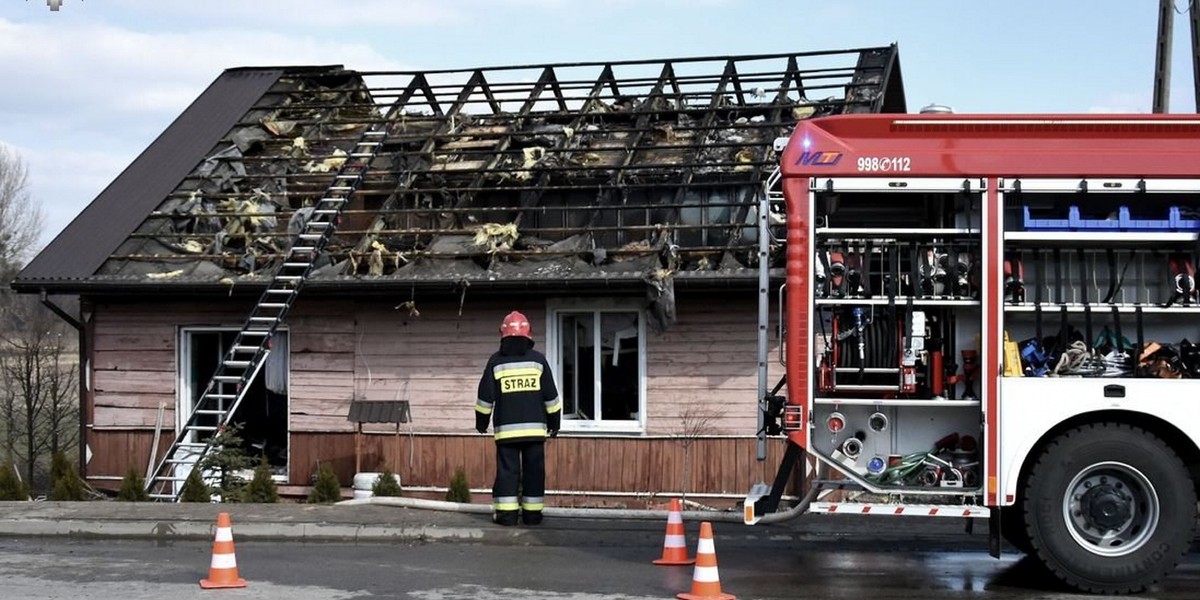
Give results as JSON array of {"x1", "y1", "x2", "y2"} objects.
[
  {"x1": 549, "y1": 304, "x2": 644, "y2": 433},
  {"x1": 179, "y1": 328, "x2": 289, "y2": 477}
]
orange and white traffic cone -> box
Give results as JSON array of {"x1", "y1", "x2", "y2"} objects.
[
  {"x1": 677, "y1": 521, "x2": 735, "y2": 600},
  {"x1": 653, "y1": 498, "x2": 695, "y2": 565},
  {"x1": 200, "y1": 512, "x2": 247, "y2": 589}
]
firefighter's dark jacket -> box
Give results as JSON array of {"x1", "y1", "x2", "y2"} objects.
[{"x1": 476, "y1": 338, "x2": 561, "y2": 443}]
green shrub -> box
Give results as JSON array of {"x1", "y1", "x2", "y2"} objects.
[
  {"x1": 198, "y1": 423, "x2": 252, "y2": 501},
  {"x1": 445, "y1": 467, "x2": 471, "y2": 503},
  {"x1": 116, "y1": 467, "x2": 149, "y2": 501},
  {"x1": 371, "y1": 467, "x2": 403, "y2": 497},
  {"x1": 179, "y1": 470, "x2": 211, "y2": 503},
  {"x1": 307, "y1": 462, "x2": 341, "y2": 504},
  {"x1": 241, "y1": 456, "x2": 279, "y2": 503},
  {"x1": 0, "y1": 461, "x2": 27, "y2": 501},
  {"x1": 49, "y1": 452, "x2": 84, "y2": 501},
  {"x1": 50, "y1": 451, "x2": 71, "y2": 482}
]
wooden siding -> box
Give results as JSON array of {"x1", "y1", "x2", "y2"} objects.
[
  {"x1": 85, "y1": 294, "x2": 783, "y2": 494},
  {"x1": 90, "y1": 430, "x2": 794, "y2": 500},
  {"x1": 85, "y1": 429, "x2": 174, "y2": 480},
  {"x1": 289, "y1": 432, "x2": 793, "y2": 497},
  {"x1": 348, "y1": 303, "x2": 508, "y2": 434},
  {"x1": 91, "y1": 304, "x2": 196, "y2": 429},
  {"x1": 645, "y1": 296, "x2": 780, "y2": 435},
  {"x1": 288, "y1": 308, "x2": 355, "y2": 432}
]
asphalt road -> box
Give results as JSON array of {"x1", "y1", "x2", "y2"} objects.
[{"x1": 1, "y1": 534, "x2": 1197, "y2": 599}]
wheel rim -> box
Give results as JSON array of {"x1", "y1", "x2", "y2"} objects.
[{"x1": 1062, "y1": 461, "x2": 1159, "y2": 557}]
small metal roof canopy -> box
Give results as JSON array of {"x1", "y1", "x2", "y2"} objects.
[
  {"x1": 347, "y1": 399, "x2": 411, "y2": 424},
  {"x1": 347, "y1": 399, "x2": 411, "y2": 475}
]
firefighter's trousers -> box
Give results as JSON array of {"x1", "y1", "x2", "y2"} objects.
[{"x1": 493, "y1": 440, "x2": 545, "y2": 523}]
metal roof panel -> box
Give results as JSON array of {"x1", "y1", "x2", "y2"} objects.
[{"x1": 14, "y1": 68, "x2": 286, "y2": 286}]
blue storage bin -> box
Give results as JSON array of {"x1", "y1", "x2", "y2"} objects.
[
  {"x1": 1170, "y1": 206, "x2": 1200, "y2": 231},
  {"x1": 1022, "y1": 204, "x2": 1198, "y2": 232},
  {"x1": 1022, "y1": 206, "x2": 1073, "y2": 230},
  {"x1": 1118, "y1": 206, "x2": 1173, "y2": 231},
  {"x1": 1070, "y1": 206, "x2": 1121, "y2": 230}
]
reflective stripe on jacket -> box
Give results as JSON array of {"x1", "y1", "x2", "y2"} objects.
[{"x1": 476, "y1": 345, "x2": 561, "y2": 443}]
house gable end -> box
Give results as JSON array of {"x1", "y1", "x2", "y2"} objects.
[{"x1": 13, "y1": 67, "x2": 287, "y2": 288}]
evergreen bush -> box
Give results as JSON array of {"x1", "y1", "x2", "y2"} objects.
[
  {"x1": 241, "y1": 456, "x2": 279, "y2": 503},
  {"x1": 50, "y1": 451, "x2": 71, "y2": 482},
  {"x1": 307, "y1": 462, "x2": 342, "y2": 504},
  {"x1": 179, "y1": 470, "x2": 211, "y2": 503},
  {"x1": 0, "y1": 461, "x2": 26, "y2": 501},
  {"x1": 49, "y1": 452, "x2": 84, "y2": 501},
  {"x1": 371, "y1": 467, "x2": 403, "y2": 497},
  {"x1": 445, "y1": 467, "x2": 471, "y2": 503},
  {"x1": 198, "y1": 423, "x2": 252, "y2": 501},
  {"x1": 116, "y1": 467, "x2": 149, "y2": 501}
]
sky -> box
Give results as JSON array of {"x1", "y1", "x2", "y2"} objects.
[{"x1": 1, "y1": 0, "x2": 1197, "y2": 255}]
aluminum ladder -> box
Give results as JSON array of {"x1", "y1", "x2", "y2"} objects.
[{"x1": 146, "y1": 126, "x2": 388, "y2": 500}]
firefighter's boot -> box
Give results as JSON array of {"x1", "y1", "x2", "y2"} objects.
[{"x1": 493, "y1": 510, "x2": 519, "y2": 526}]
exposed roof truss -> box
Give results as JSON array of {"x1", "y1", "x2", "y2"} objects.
[{"x1": 93, "y1": 47, "x2": 905, "y2": 289}]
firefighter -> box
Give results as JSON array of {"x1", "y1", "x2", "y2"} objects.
[{"x1": 475, "y1": 311, "x2": 561, "y2": 526}]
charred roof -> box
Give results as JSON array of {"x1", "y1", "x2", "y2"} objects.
[{"x1": 15, "y1": 47, "x2": 905, "y2": 295}]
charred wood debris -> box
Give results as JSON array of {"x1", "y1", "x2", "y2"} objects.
[{"x1": 98, "y1": 48, "x2": 900, "y2": 326}]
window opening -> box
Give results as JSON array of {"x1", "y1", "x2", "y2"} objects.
[
  {"x1": 555, "y1": 309, "x2": 643, "y2": 428},
  {"x1": 181, "y1": 328, "x2": 289, "y2": 475}
]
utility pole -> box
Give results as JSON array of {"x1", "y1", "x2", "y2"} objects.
[
  {"x1": 1191, "y1": 0, "x2": 1200, "y2": 111},
  {"x1": 1154, "y1": 0, "x2": 1174, "y2": 113}
]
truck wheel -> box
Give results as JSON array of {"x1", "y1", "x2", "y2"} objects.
[{"x1": 1023, "y1": 423, "x2": 1196, "y2": 594}]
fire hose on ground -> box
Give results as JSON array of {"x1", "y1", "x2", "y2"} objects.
[{"x1": 338, "y1": 462, "x2": 826, "y2": 526}]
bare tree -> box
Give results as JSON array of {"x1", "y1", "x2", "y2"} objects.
[
  {"x1": 0, "y1": 147, "x2": 44, "y2": 282},
  {"x1": 44, "y1": 343, "x2": 78, "y2": 457},
  {"x1": 0, "y1": 363, "x2": 14, "y2": 463},
  {"x1": 0, "y1": 147, "x2": 67, "y2": 491},
  {"x1": 0, "y1": 294, "x2": 76, "y2": 486},
  {"x1": 672, "y1": 405, "x2": 722, "y2": 503}
]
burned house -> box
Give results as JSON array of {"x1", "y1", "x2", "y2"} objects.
[{"x1": 14, "y1": 48, "x2": 905, "y2": 501}]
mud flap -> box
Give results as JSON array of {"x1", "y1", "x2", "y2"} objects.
[
  {"x1": 745, "y1": 441, "x2": 804, "y2": 524},
  {"x1": 988, "y1": 507, "x2": 1002, "y2": 559}
]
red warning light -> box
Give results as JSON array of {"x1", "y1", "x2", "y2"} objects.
[
  {"x1": 783, "y1": 406, "x2": 803, "y2": 430},
  {"x1": 826, "y1": 412, "x2": 846, "y2": 433}
]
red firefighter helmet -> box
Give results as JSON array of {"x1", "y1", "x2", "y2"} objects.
[{"x1": 499, "y1": 311, "x2": 532, "y2": 339}]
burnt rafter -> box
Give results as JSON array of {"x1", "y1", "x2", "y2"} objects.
[
  {"x1": 613, "y1": 62, "x2": 676, "y2": 188},
  {"x1": 584, "y1": 64, "x2": 623, "y2": 114},
  {"x1": 662, "y1": 56, "x2": 784, "y2": 261},
  {"x1": 454, "y1": 66, "x2": 571, "y2": 229},
  {"x1": 520, "y1": 65, "x2": 628, "y2": 241},
  {"x1": 90, "y1": 47, "x2": 905, "y2": 287},
  {"x1": 351, "y1": 71, "x2": 488, "y2": 254},
  {"x1": 461, "y1": 68, "x2": 565, "y2": 188},
  {"x1": 664, "y1": 59, "x2": 740, "y2": 221},
  {"x1": 599, "y1": 60, "x2": 735, "y2": 260},
  {"x1": 409, "y1": 73, "x2": 445, "y2": 117},
  {"x1": 719, "y1": 55, "x2": 809, "y2": 257},
  {"x1": 471, "y1": 64, "x2": 623, "y2": 237}
]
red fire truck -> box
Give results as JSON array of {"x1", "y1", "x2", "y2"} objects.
[{"x1": 746, "y1": 113, "x2": 1200, "y2": 594}]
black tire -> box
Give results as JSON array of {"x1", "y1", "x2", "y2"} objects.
[
  {"x1": 1000, "y1": 503, "x2": 1033, "y2": 555},
  {"x1": 1023, "y1": 423, "x2": 1197, "y2": 594}
]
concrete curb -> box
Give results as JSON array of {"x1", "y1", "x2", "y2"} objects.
[
  {"x1": 0, "y1": 500, "x2": 1054, "y2": 550},
  {"x1": 0, "y1": 517, "x2": 489, "y2": 543}
]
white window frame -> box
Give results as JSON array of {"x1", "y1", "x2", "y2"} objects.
[
  {"x1": 177, "y1": 326, "x2": 290, "y2": 481},
  {"x1": 545, "y1": 299, "x2": 646, "y2": 434}
]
